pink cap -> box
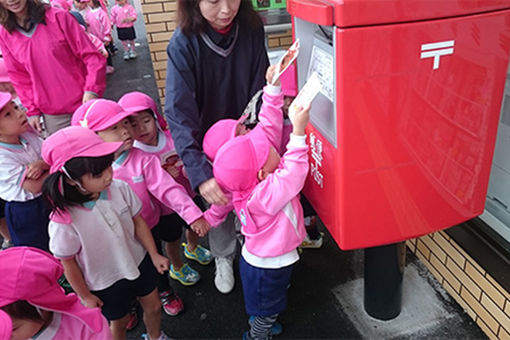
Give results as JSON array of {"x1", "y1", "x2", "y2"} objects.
[
  {"x1": 0, "y1": 58, "x2": 9, "y2": 83},
  {"x1": 0, "y1": 91, "x2": 11, "y2": 111},
  {"x1": 0, "y1": 310, "x2": 11, "y2": 340},
  {"x1": 202, "y1": 114, "x2": 248, "y2": 162},
  {"x1": 72, "y1": 99, "x2": 133, "y2": 132},
  {"x1": 42, "y1": 126, "x2": 123, "y2": 174},
  {"x1": 50, "y1": 0, "x2": 71, "y2": 10},
  {"x1": 0, "y1": 247, "x2": 106, "y2": 333},
  {"x1": 213, "y1": 125, "x2": 270, "y2": 193},
  {"x1": 118, "y1": 91, "x2": 168, "y2": 130},
  {"x1": 280, "y1": 63, "x2": 297, "y2": 97}
]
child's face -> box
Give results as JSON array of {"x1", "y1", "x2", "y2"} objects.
[
  {"x1": 116, "y1": 0, "x2": 126, "y2": 6},
  {"x1": 10, "y1": 316, "x2": 44, "y2": 340},
  {"x1": 282, "y1": 95, "x2": 294, "y2": 118},
  {"x1": 199, "y1": 0, "x2": 240, "y2": 31},
  {"x1": 129, "y1": 110, "x2": 158, "y2": 146},
  {"x1": 78, "y1": 166, "x2": 113, "y2": 197},
  {"x1": 0, "y1": 101, "x2": 28, "y2": 138},
  {"x1": 96, "y1": 118, "x2": 134, "y2": 152}
]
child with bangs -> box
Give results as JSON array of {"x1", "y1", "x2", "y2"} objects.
[
  {"x1": 0, "y1": 91, "x2": 50, "y2": 251},
  {"x1": 71, "y1": 99, "x2": 210, "y2": 317},
  {"x1": 118, "y1": 92, "x2": 212, "y2": 293},
  {"x1": 41, "y1": 126, "x2": 169, "y2": 340}
]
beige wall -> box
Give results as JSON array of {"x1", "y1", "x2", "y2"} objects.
[{"x1": 408, "y1": 233, "x2": 510, "y2": 340}]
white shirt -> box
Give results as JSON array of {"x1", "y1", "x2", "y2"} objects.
[
  {"x1": 49, "y1": 180, "x2": 146, "y2": 291},
  {"x1": 0, "y1": 130, "x2": 43, "y2": 202}
]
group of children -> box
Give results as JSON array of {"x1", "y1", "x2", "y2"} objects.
[
  {"x1": 0, "y1": 49, "x2": 317, "y2": 339},
  {"x1": 52, "y1": 0, "x2": 138, "y2": 74}
]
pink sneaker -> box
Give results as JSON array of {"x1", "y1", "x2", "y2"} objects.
[
  {"x1": 159, "y1": 291, "x2": 184, "y2": 316},
  {"x1": 106, "y1": 65, "x2": 115, "y2": 74}
]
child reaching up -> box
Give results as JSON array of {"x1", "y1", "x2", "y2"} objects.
[
  {"x1": 42, "y1": 126, "x2": 170, "y2": 340},
  {"x1": 0, "y1": 246, "x2": 112, "y2": 340},
  {"x1": 204, "y1": 100, "x2": 311, "y2": 339},
  {"x1": 0, "y1": 91, "x2": 50, "y2": 251},
  {"x1": 119, "y1": 92, "x2": 212, "y2": 291},
  {"x1": 110, "y1": 0, "x2": 137, "y2": 60}
]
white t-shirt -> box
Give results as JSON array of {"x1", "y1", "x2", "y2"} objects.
[
  {"x1": 49, "y1": 180, "x2": 146, "y2": 291},
  {"x1": 0, "y1": 130, "x2": 43, "y2": 202}
]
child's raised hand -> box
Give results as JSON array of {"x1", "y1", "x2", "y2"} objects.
[
  {"x1": 289, "y1": 104, "x2": 311, "y2": 136},
  {"x1": 81, "y1": 293, "x2": 104, "y2": 309},
  {"x1": 150, "y1": 253, "x2": 169, "y2": 274},
  {"x1": 266, "y1": 65, "x2": 279, "y2": 86},
  {"x1": 191, "y1": 217, "x2": 210, "y2": 237}
]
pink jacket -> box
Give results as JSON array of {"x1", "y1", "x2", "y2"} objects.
[
  {"x1": 112, "y1": 148, "x2": 203, "y2": 228},
  {"x1": 85, "y1": 7, "x2": 112, "y2": 43},
  {"x1": 110, "y1": 4, "x2": 136, "y2": 28},
  {"x1": 206, "y1": 136, "x2": 308, "y2": 258},
  {"x1": 0, "y1": 7, "x2": 106, "y2": 117},
  {"x1": 258, "y1": 84, "x2": 284, "y2": 154}
]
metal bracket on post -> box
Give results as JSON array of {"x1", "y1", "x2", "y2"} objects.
[{"x1": 364, "y1": 242, "x2": 406, "y2": 320}]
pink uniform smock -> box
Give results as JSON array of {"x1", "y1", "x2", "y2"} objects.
[
  {"x1": 112, "y1": 148, "x2": 203, "y2": 228},
  {"x1": 85, "y1": 7, "x2": 111, "y2": 43},
  {"x1": 110, "y1": 3, "x2": 136, "y2": 28},
  {"x1": 0, "y1": 7, "x2": 106, "y2": 118}
]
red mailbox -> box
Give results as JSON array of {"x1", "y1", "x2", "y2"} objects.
[{"x1": 288, "y1": 0, "x2": 510, "y2": 250}]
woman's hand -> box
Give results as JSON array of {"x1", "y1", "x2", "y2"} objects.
[
  {"x1": 80, "y1": 293, "x2": 104, "y2": 309},
  {"x1": 28, "y1": 115, "x2": 42, "y2": 133},
  {"x1": 199, "y1": 178, "x2": 228, "y2": 205},
  {"x1": 190, "y1": 217, "x2": 210, "y2": 237},
  {"x1": 82, "y1": 92, "x2": 98, "y2": 103}
]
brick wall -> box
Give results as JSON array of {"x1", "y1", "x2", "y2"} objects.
[{"x1": 407, "y1": 233, "x2": 510, "y2": 340}]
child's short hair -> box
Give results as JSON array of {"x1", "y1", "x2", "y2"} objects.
[
  {"x1": 213, "y1": 125, "x2": 270, "y2": 192},
  {"x1": 1, "y1": 300, "x2": 44, "y2": 322},
  {"x1": 0, "y1": 309, "x2": 11, "y2": 339}
]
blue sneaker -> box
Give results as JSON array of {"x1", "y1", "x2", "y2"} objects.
[
  {"x1": 182, "y1": 243, "x2": 213, "y2": 265},
  {"x1": 248, "y1": 316, "x2": 283, "y2": 336},
  {"x1": 169, "y1": 263, "x2": 200, "y2": 286}
]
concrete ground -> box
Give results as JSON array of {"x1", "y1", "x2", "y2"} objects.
[{"x1": 104, "y1": 6, "x2": 488, "y2": 340}]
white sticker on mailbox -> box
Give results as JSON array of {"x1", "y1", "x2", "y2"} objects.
[{"x1": 307, "y1": 45, "x2": 334, "y2": 101}]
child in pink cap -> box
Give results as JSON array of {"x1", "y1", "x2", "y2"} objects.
[
  {"x1": 41, "y1": 126, "x2": 170, "y2": 340},
  {"x1": 0, "y1": 246, "x2": 112, "y2": 340},
  {"x1": 110, "y1": 0, "x2": 137, "y2": 60},
  {"x1": 119, "y1": 92, "x2": 212, "y2": 294},
  {"x1": 204, "y1": 100, "x2": 311, "y2": 340},
  {"x1": 72, "y1": 99, "x2": 209, "y2": 309},
  {"x1": 0, "y1": 91, "x2": 50, "y2": 251}
]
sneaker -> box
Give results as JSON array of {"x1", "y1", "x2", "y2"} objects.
[
  {"x1": 159, "y1": 291, "x2": 183, "y2": 316},
  {"x1": 300, "y1": 232, "x2": 324, "y2": 249},
  {"x1": 169, "y1": 263, "x2": 200, "y2": 286},
  {"x1": 183, "y1": 243, "x2": 213, "y2": 265},
  {"x1": 214, "y1": 257, "x2": 234, "y2": 294},
  {"x1": 123, "y1": 52, "x2": 129, "y2": 60},
  {"x1": 129, "y1": 50, "x2": 137, "y2": 59},
  {"x1": 248, "y1": 316, "x2": 283, "y2": 336},
  {"x1": 106, "y1": 65, "x2": 115, "y2": 74},
  {"x1": 126, "y1": 308, "x2": 138, "y2": 331},
  {"x1": 141, "y1": 331, "x2": 170, "y2": 340},
  {"x1": 1, "y1": 239, "x2": 12, "y2": 250}
]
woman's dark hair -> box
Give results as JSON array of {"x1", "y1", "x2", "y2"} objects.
[
  {"x1": 43, "y1": 154, "x2": 114, "y2": 214},
  {"x1": 177, "y1": 0, "x2": 262, "y2": 36},
  {"x1": 1, "y1": 300, "x2": 44, "y2": 322},
  {"x1": 90, "y1": 0, "x2": 102, "y2": 9},
  {"x1": 0, "y1": 0, "x2": 47, "y2": 33}
]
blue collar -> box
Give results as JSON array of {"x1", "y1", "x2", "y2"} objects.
[
  {"x1": 82, "y1": 189, "x2": 109, "y2": 209},
  {"x1": 113, "y1": 150, "x2": 129, "y2": 167},
  {"x1": 0, "y1": 136, "x2": 27, "y2": 150}
]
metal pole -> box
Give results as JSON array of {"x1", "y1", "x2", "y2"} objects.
[{"x1": 364, "y1": 242, "x2": 406, "y2": 320}]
